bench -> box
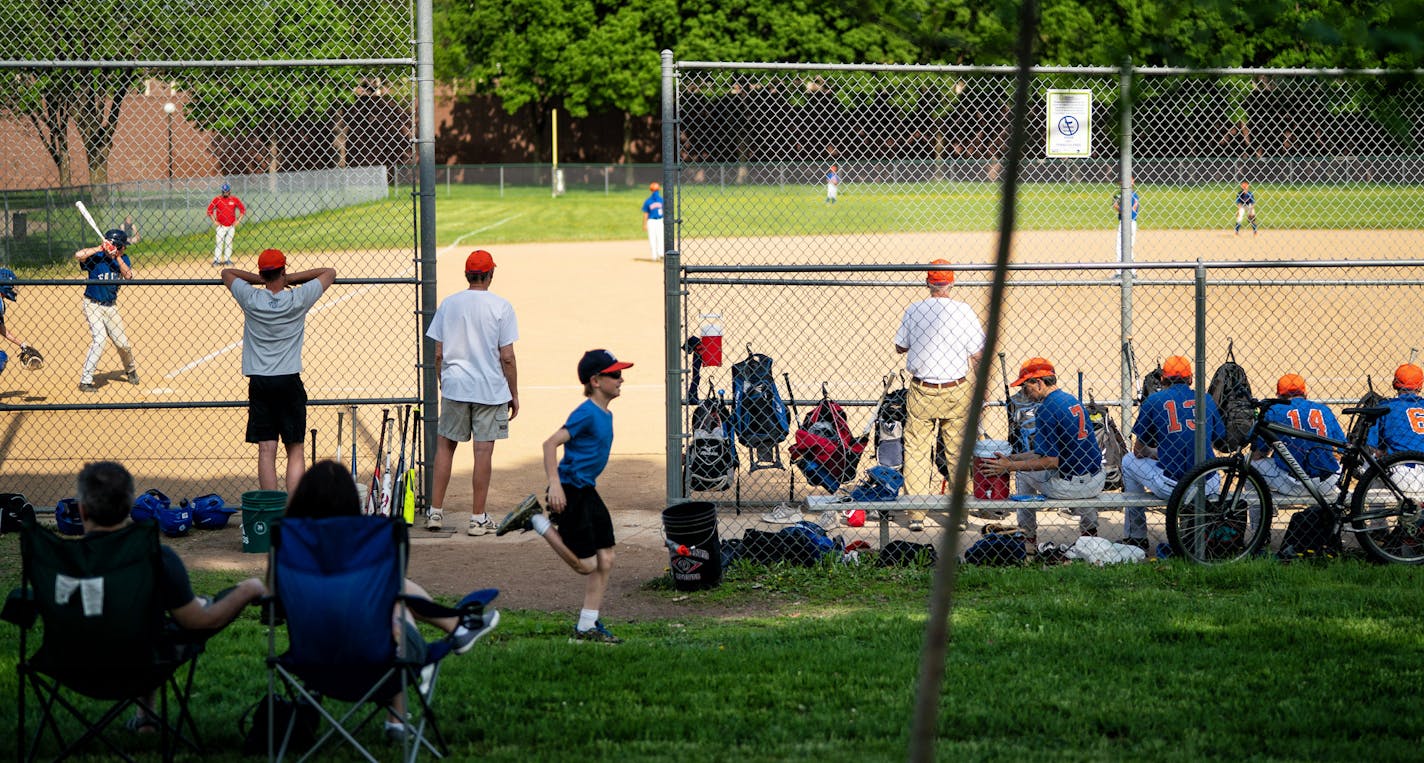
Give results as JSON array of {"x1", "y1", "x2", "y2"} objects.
[{"x1": 805, "y1": 494, "x2": 1170, "y2": 547}]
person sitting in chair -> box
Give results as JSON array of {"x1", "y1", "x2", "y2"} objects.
[{"x1": 76, "y1": 460, "x2": 267, "y2": 731}]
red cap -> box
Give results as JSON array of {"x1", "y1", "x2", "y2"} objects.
[
  {"x1": 465, "y1": 249, "x2": 495, "y2": 273},
  {"x1": 257, "y1": 249, "x2": 285, "y2": 271},
  {"x1": 1162, "y1": 356, "x2": 1192, "y2": 380},
  {"x1": 1395, "y1": 363, "x2": 1423, "y2": 391},
  {"x1": 649, "y1": 182, "x2": 661, "y2": 192},
  {"x1": 1010, "y1": 357, "x2": 1055, "y2": 387},
  {"x1": 1276, "y1": 373, "x2": 1306, "y2": 396},
  {"x1": 927, "y1": 258, "x2": 954, "y2": 285}
]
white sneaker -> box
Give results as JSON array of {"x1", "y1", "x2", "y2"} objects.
[
  {"x1": 816, "y1": 510, "x2": 840, "y2": 529},
  {"x1": 425, "y1": 509, "x2": 443, "y2": 532},
  {"x1": 761, "y1": 504, "x2": 803, "y2": 524},
  {"x1": 467, "y1": 516, "x2": 494, "y2": 536}
]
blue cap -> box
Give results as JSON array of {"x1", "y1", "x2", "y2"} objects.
[{"x1": 221, "y1": 183, "x2": 231, "y2": 192}]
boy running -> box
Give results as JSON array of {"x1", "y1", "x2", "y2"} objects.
[{"x1": 496, "y1": 349, "x2": 633, "y2": 644}]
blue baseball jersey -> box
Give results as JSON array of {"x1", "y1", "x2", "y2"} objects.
[
  {"x1": 1115, "y1": 190, "x2": 1139, "y2": 221},
  {"x1": 642, "y1": 191, "x2": 663, "y2": 221},
  {"x1": 1031, "y1": 388, "x2": 1102, "y2": 477},
  {"x1": 1132, "y1": 384, "x2": 1226, "y2": 480},
  {"x1": 80, "y1": 252, "x2": 130, "y2": 303},
  {"x1": 826, "y1": 169, "x2": 838, "y2": 184},
  {"x1": 1257, "y1": 397, "x2": 1343, "y2": 478},
  {"x1": 1369, "y1": 393, "x2": 1424, "y2": 454},
  {"x1": 1236, "y1": 189, "x2": 1256, "y2": 205},
  {"x1": 558, "y1": 398, "x2": 615, "y2": 488}
]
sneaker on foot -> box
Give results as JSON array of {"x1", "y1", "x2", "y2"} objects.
[
  {"x1": 467, "y1": 516, "x2": 494, "y2": 536},
  {"x1": 79, "y1": 382, "x2": 97, "y2": 392},
  {"x1": 383, "y1": 720, "x2": 408, "y2": 742},
  {"x1": 425, "y1": 509, "x2": 443, "y2": 532},
  {"x1": 126, "y1": 370, "x2": 140, "y2": 385},
  {"x1": 495, "y1": 494, "x2": 542, "y2": 537},
  {"x1": 570, "y1": 619, "x2": 622, "y2": 644},
  {"x1": 451, "y1": 609, "x2": 499, "y2": 654}
]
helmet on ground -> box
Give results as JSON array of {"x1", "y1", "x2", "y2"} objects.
[{"x1": 104, "y1": 229, "x2": 129, "y2": 249}]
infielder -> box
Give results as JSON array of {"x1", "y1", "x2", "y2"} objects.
[
  {"x1": 207, "y1": 183, "x2": 246, "y2": 266},
  {"x1": 825, "y1": 164, "x2": 839, "y2": 204},
  {"x1": 1235, "y1": 181, "x2": 1258, "y2": 236},
  {"x1": 641, "y1": 182, "x2": 664, "y2": 261},
  {"x1": 75, "y1": 229, "x2": 139, "y2": 392}
]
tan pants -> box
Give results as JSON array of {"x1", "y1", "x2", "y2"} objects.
[{"x1": 902, "y1": 380, "x2": 972, "y2": 519}]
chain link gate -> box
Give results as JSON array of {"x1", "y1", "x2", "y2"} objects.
[
  {"x1": 664, "y1": 57, "x2": 1424, "y2": 554},
  {"x1": 0, "y1": 0, "x2": 434, "y2": 508}
]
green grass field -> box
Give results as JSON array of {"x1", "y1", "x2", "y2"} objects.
[{"x1": 1, "y1": 549, "x2": 1421, "y2": 761}]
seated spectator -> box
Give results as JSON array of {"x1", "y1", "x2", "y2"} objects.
[
  {"x1": 282, "y1": 460, "x2": 497, "y2": 739},
  {"x1": 1252, "y1": 373, "x2": 1344, "y2": 499},
  {"x1": 982, "y1": 358, "x2": 1104, "y2": 547},
  {"x1": 75, "y1": 460, "x2": 266, "y2": 731}
]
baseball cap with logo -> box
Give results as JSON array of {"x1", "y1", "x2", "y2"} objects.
[
  {"x1": 1276, "y1": 373, "x2": 1306, "y2": 397},
  {"x1": 1010, "y1": 357, "x2": 1055, "y2": 387},
  {"x1": 926, "y1": 258, "x2": 954, "y2": 285},
  {"x1": 1162, "y1": 356, "x2": 1193, "y2": 380},
  {"x1": 465, "y1": 249, "x2": 495, "y2": 273},
  {"x1": 257, "y1": 248, "x2": 286, "y2": 272},
  {"x1": 577, "y1": 349, "x2": 634, "y2": 384},
  {"x1": 1394, "y1": 363, "x2": 1424, "y2": 390}
]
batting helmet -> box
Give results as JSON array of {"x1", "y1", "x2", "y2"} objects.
[{"x1": 104, "y1": 229, "x2": 129, "y2": 248}]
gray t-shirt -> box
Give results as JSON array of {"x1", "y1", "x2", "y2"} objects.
[{"x1": 228, "y1": 280, "x2": 324, "y2": 377}]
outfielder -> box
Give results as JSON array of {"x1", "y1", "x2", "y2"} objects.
[
  {"x1": 1112, "y1": 175, "x2": 1139, "y2": 262},
  {"x1": 207, "y1": 183, "x2": 246, "y2": 266},
  {"x1": 75, "y1": 229, "x2": 139, "y2": 392},
  {"x1": 1235, "y1": 181, "x2": 1258, "y2": 236},
  {"x1": 641, "y1": 182, "x2": 664, "y2": 261},
  {"x1": 0, "y1": 267, "x2": 44, "y2": 370},
  {"x1": 825, "y1": 164, "x2": 839, "y2": 204}
]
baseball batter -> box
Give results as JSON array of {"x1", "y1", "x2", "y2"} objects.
[
  {"x1": 207, "y1": 183, "x2": 246, "y2": 266},
  {"x1": 1235, "y1": 181, "x2": 1258, "y2": 236},
  {"x1": 825, "y1": 165, "x2": 839, "y2": 204},
  {"x1": 641, "y1": 183, "x2": 664, "y2": 261},
  {"x1": 75, "y1": 229, "x2": 139, "y2": 392}
]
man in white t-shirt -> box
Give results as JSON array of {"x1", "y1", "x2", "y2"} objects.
[
  {"x1": 893, "y1": 258, "x2": 986, "y2": 530},
  {"x1": 425, "y1": 249, "x2": 520, "y2": 535},
  {"x1": 222, "y1": 249, "x2": 336, "y2": 491}
]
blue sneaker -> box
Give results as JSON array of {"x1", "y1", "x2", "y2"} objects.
[{"x1": 570, "y1": 619, "x2": 622, "y2": 645}]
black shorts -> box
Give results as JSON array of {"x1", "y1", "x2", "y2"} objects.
[
  {"x1": 551, "y1": 484, "x2": 615, "y2": 559},
  {"x1": 246, "y1": 374, "x2": 307, "y2": 445}
]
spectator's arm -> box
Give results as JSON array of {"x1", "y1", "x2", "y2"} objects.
[
  {"x1": 500, "y1": 343, "x2": 519, "y2": 419},
  {"x1": 169, "y1": 577, "x2": 266, "y2": 631}
]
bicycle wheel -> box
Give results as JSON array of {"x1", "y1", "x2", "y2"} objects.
[
  {"x1": 1166, "y1": 457, "x2": 1273, "y2": 564},
  {"x1": 1351, "y1": 450, "x2": 1424, "y2": 565}
]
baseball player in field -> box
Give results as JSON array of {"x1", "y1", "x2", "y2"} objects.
[
  {"x1": 75, "y1": 229, "x2": 139, "y2": 392},
  {"x1": 1235, "y1": 181, "x2": 1258, "y2": 236},
  {"x1": 207, "y1": 183, "x2": 246, "y2": 266},
  {"x1": 825, "y1": 164, "x2": 839, "y2": 204},
  {"x1": 1112, "y1": 175, "x2": 1138, "y2": 262},
  {"x1": 641, "y1": 183, "x2": 664, "y2": 261}
]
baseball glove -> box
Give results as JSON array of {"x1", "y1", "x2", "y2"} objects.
[{"x1": 19, "y1": 345, "x2": 43, "y2": 371}]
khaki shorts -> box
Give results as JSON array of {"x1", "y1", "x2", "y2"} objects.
[{"x1": 438, "y1": 399, "x2": 509, "y2": 442}]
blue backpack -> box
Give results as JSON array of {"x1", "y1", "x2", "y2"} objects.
[
  {"x1": 850, "y1": 466, "x2": 904, "y2": 502},
  {"x1": 731, "y1": 352, "x2": 790, "y2": 471}
]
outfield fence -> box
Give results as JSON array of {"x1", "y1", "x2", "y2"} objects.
[
  {"x1": 663, "y1": 56, "x2": 1424, "y2": 550},
  {"x1": 0, "y1": 0, "x2": 437, "y2": 507}
]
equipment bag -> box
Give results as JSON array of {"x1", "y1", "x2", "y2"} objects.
[
  {"x1": 964, "y1": 531, "x2": 1027, "y2": 566},
  {"x1": 1278, "y1": 506, "x2": 1342, "y2": 559},
  {"x1": 1008, "y1": 389, "x2": 1042, "y2": 454},
  {"x1": 1208, "y1": 342, "x2": 1255, "y2": 451},
  {"x1": 874, "y1": 382, "x2": 907, "y2": 471},
  {"x1": 731, "y1": 351, "x2": 790, "y2": 471},
  {"x1": 1346, "y1": 377, "x2": 1388, "y2": 455},
  {"x1": 789, "y1": 386, "x2": 867, "y2": 494},
  {"x1": 1139, "y1": 362, "x2": 1167, "y2": 403},
  {"x1": 685, "y1": 384, "x2": 737, "y2": 492},
  {"x1": 0, "y1": 493, "x2": 35, "y2": 534},
  {"x1": 1086, "y1": 390, "x2": 1127, "y2": 491}
]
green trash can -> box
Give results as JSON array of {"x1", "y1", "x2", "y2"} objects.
[{"x1": 240, "y1": 490, "x2": 287, "y2": 553}]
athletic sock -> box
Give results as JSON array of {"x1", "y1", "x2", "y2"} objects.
[
  {"x1": 531, "y1": 514, "x2": 551, "y2": 535},
  {"x1": 577, "y1": 609, "x2": 598, "y2": 632},
  {"x1": 431, "y1": 505, "x2": 443, "y2": 516},
  {"x1": 472, "y1": 512, "x2": 488, "y2": 523}
]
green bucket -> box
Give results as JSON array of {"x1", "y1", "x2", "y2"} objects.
[{"x1": 240, "y1": 490, "x2": 287, "y2": 554}]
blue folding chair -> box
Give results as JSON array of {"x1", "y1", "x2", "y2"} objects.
[{"x1": 264, "y1": 515, "x2": 498, "y2": 762}]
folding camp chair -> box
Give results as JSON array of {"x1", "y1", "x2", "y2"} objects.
[
  {"x1": 264, "y1": 515, "x2": 499, "y2": 762},
  {"x1": 1, "y1": 520, "x2": 204, "y2": 763}
]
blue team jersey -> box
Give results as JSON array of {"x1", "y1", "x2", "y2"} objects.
[
  {"x1": 557, "y1": 398, "x2": 614, "y2": 488},
  {"x1": 642, "y1": 191, "x2": 663, "y2": 220},
  {"x1": 1236, "y1": 190, "x2": 1256, "y2": 205},
  {"x1": 1116, "y1": 190, "x2": 1139, "y2": 221},
  {"x1": 1256, "y1": 397, "x2": 1343, "y2": 478},
  {"x1": 1369, "y1": 393, "x2": 1424, "y2": 454},
  {"x1": 1031, "y1": 388, "x2": 1102, "y2": 477},
  {"x1": 1132, "y1": 384, "x2": 1226, "y2": 480},
  {"x1": 826, "y1": 170, "x2": 838, "y2": 184},
  {"x1": 80, "y1": 252, "x2": 130, "y2": 303}
]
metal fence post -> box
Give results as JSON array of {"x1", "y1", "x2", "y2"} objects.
[{"x1": 663, "y1": 49, "x2": 684, "y2": 503}]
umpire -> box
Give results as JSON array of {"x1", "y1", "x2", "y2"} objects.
[{"x1": 222, "y1": 249, "x2": 335, "y2": 491}]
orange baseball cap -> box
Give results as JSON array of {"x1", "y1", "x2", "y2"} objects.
[
  {"x1": 465, "y1": 249, "x2": 495, "y2": 273},
  {"x1": 1162, "y1": 356, "x2": 1192, "y2": 380},
  {"x1": 1010, "y1": 357, "x2": 1055, "y2": 387},
  {"x1": 1395, "y1": 363, "x2": 1423, "y2": 390},
  {"x1": 650, "y1": 182, "x2": 660, "y2": 192},
  {"x1": 257, "y1": 248, "x2": 285, "y2": 271},
  {"x1": 1276, "y1": 373, "x2": 1306, "y2": 396},
  {"x1": 926, "y1": 258, "x2": 954, "y2": 285}
]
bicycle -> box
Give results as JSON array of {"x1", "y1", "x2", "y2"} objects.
[{"x1": 1164, "y1": 396, "x2": 1424, "y2": 565}]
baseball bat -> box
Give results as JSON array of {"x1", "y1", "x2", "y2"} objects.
[
  {"x1": 74, "y1": 200, "x2": 105, "y2": 241},
  {"x1": 366, "y1": 409, "x2": 389, "y2": 515},
  {"x1": 997, "y1": 351, "x2": 1013, "y2": 445},
  {"x1": 334, "y1": 411, "x2": 343, "y2": 464},
  {"x1": 310, "y1": 428, "x2": 317, "y2": 468},
  {"x1": 392, "y1": 405, "x2": 411, "y2": 524},
  {"x1": 378, "y1": 411, "x2": 397, "y2": 517},
  {"x1": 349, "y1": 404, "x2": 358, "y2": 475},
  {"x1": 411, "y1": 405, "x2": 425, "y2": 511}
]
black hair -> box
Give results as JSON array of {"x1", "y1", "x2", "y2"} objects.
[
  {"x1": 465, "y1": 270, "x2": 492, "y2": 284},
  {"x1": 76, "y1": 461, "x2": 134, "y2": 527}
]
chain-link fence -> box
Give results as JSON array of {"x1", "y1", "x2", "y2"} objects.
[
  {"x1": 665, "y1": 58, "x2": 1424, "y2": 554},
  {"x1": 0, "y1": 0, "x2": 428, "y2": 506},
  {"x1": 397, "y1": 164, "x2": 662, "y2": 196}
]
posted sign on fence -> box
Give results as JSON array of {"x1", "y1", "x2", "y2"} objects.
[{"x1": 1046, "y1": 89, "x2": 1093, "y2": 158}]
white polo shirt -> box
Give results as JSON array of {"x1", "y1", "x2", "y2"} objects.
[{"x1": 894, "y1": 297, "x2": 985, "y2": 382}]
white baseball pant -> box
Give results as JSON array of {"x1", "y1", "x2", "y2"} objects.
[
  {"x1": 81, "y1": 299, "x2": 135, "y2": 385},
  {"x1": 213, "y1": 225, "x2": 236, "y2": 264},
  {"x1": 646, "y1": 218, "x2": 664, "y2": 261}
]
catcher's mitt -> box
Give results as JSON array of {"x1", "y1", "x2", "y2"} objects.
[{"x1": 19, "y1": 345, "x2": 43, "y2": 371}]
